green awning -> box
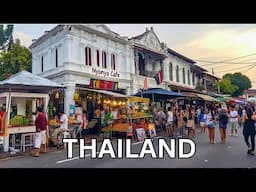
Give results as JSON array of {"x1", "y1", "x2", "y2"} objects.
[{"x1": 216, "y1": 97, "x2": 228, "y2": 102}]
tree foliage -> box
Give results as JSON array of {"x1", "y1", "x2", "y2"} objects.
[
  {"x1": 216, "y1": 78, "x2": 238, "y2": 95},
  {"x1": 0, "y1": 24, "x2": 14, "y2": 50},
  {"x1": 223, "y1": 72, "x2": 252, "y2": 97},
  {"x1": 0, "y1": 39, "x2": 32, "y2": 80}
]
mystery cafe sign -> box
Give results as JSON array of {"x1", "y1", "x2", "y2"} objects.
[{"x1": 92, "y1": 68, "x2": 120, "y2": 78}]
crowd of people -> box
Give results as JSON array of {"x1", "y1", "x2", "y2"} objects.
[
  {"x1": 31, "y1": 102, "x2": 256, "y2": 157},
  {"x1": 152, "y1": 103, "x2": 256, "y2": 155}
]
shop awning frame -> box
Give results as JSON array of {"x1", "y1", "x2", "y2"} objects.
[
  {"x1": 134, "y1": 88, "x2": 184, "y2": 102},
  {"x1": 196, "y1": 93, "x2": 218, "y2": 102},
  {"x1": 78, "y1": 87, "x2": 128, "y2": 98}
]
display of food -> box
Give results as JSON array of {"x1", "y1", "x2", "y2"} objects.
[
  {"x1": 48, "y1": 119, "x2": 60, "y2": 126},
  {"x1": 10, "y1": 115, "x2": 29, "y2": 127},
  {"x1": 112, "y1": 123, "x2": 130, "y2": 132}
]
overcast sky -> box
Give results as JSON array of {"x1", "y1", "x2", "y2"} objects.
[{"x1": 13, "y1": 24, "x2": 256, "y2": 88}]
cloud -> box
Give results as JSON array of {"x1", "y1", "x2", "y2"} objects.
[
  {"x1": 172, "y1": 27, "x2": 256, "y2": 87},
  {"x1": 13, "y1": 32, "x2": 32, "y2": 48}
]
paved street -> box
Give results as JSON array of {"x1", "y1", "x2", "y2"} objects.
[{"x1": 1, "y1": 125, "x2": 256, "y2": 168}]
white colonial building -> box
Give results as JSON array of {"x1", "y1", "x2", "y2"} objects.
[
  {"x1": 31, "y1": 24, "x2": 211, "y2": 114},
  {"x1": 31, "y1": 24, "x2": 134, "y2": 115},
  {"x1": 128, "y1": 27, "x2": 202, "y2": 94}
]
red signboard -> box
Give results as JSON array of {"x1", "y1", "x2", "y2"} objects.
[{"x1": 89, "y1": 79, "x2": 118, "y2": 91}]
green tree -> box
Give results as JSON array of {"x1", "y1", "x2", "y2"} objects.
[
  {"x1": 0, "y1": 24, "x2": 14, "y2": 50},
  {"x1": 216, "y1": 78, "x2": 238, "y2": 95},
  {"x1": 0, "y1": 39, "x2": 31, "y2": 80},
  {"x1": 223, "y1": 72, "x2": 252, "y2": 97}
]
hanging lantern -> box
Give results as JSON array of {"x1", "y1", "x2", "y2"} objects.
[
  {"x1": 73, "y1": 92, "x2": 80, "y2": 101},
  {"x1": 55, "y1": 91, "x2": 60, "y2": 99}
]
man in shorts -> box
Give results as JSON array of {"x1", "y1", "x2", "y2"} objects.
[{"x1": 32, "y1": 107, "x2": 48, "y2": 157}]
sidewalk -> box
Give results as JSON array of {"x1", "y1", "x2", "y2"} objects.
[
  {"x1": 0, "y1": 133, "x2": 107, "y2": 160},
  {"x1": 0, "y1": 130, "x2": 189, "y2": 160}
]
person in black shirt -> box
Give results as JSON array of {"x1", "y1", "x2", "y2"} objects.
[
  {"x1": 219, "y1": 109, "x2": 228, "y2": 143},
  {"x1": 242, "y1": 107, "x2": 256, "y2": 155}
]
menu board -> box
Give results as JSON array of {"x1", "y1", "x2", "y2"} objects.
[{"x1": 136, "y1": 128, "x2": 146, "y2": 141}]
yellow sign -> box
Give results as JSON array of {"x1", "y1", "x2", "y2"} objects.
[{"x1": 129, "y1": 97, "x2": 150, "y2": 103}]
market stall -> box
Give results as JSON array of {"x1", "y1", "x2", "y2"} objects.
[
  {"x1": 0, "y1": 71, "x2": 63, "y2": 153},
  {"x1": 128, "y1": 97, "x2": 155, "y2": 140},
  {"x1": 101, "y1": 96, "x2": 155, "y2": 140},
  {"x1": 71, "y1": 87, "x2": 129, "y2": 137}
]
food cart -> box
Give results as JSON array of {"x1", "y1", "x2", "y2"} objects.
[
  {"x1": 127, "y1": 96, "x2": 155, "y2": 139},
  {"x1": 0, "y1": 71, "x2": 63, "y2": 153}
]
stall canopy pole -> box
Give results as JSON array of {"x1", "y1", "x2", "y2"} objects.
[
  {"x1": 3, "y1": 88, "x2": 12, "y2": 152},
  {"x1": 44, "y1": 95, "x2": 49, "y2": 115}
]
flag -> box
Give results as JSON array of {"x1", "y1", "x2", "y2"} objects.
[
  {"x1": 154, "y1": 70, "x2": 163, "y2": 85},
  {"x1": 143, "y1": 77, "x2": 148, "y2": 90}
]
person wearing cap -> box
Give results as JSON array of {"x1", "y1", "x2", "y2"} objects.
[{"x1": 32, "y1": 107, "x2": 48, "y2": 157}]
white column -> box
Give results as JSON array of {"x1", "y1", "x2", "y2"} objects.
[
  {"x1": 64, "y1": 85, "x2": 76, "y2": 116},
  {"x1": 32, "y1": 99, "x2": 37, "y2": 113},
  {"x1": 64, "y1": 36, "x2": 73, "y2": 63},
  {"x1": 124, "y1": 87, "x2": 129, "y2": 96},
  {"x1": 107, "y1": 51, "x2": 111, "y2": 70},
  {"x1": 135, "y1": 51, "x2": 139, "y2": 75},
  {"x1": 162, "y1": 59, "x2": 169, "y2": 81},
  {"x1": 127, "y1": 48, "x2": 133, "y2": 74},
  {"x1": 44, "y1": 95, "x2": 50, "y2": 114}
]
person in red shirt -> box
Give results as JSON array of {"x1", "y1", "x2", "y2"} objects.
[{"x1": 32, "y1": 107, "x2": 48, "y2": 157}]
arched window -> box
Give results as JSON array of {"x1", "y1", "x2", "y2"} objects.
[
  {"x1": 187, "y1": 70, "x2": 191, "y2": 85},
  {"x1": 183, "y1": 68, "x2": 186, "y2": 84},
  {"x1": 176, "y1": 65, "x2": 179, "y2": 82},
  {"x1": 41, "y1": 56, "x2": 44, "y2": 72},
  {"x1": 169, "y1": 62, "x2": 173, "y2": 81},
  {"x1": 96, "y1": 50, "x2": 100, "y2": 67},
  {"x1": 102, "y1": 51, "x2": 107, "y2": 68},
  {"x1": 111, "y1": 54, "x2": 116, "y2": 70},
  {"x1": 85, "y1": 47, "x2": 91, "y2": 66},
  {"x1": 55, "y1": 49, "x2": 58, "y2": 67},
  {"x1": 192, "y1": 73, "x2": 195, "y2": 85}
]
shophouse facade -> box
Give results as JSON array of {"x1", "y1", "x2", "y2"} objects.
[
  {"x1": 31, "y1": 24, "x2": 133, "y2": 115},
  {"x1": 31, "y1": 24, "x2": 216, "y2": 114}
]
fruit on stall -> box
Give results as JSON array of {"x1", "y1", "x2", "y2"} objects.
[
  {"x1": 112, "y1": 123, "x2": 130, "y2": 132},
  {"x1": 10, "y1": 115, "x2": 29, "y2": 126}
]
